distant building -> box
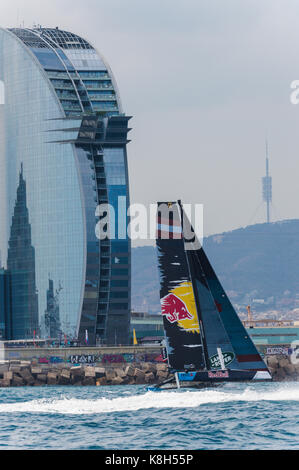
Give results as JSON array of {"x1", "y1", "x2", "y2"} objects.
[
  {"x1": 130, "y1": 311, "x2": 299, "y2": 350},
  {"x1": 0, "y1": 269, "x2": 12, "y2": 339},
  {"x1": 7, "y1": 166, "x2": 39, "y2": 339},
  {"x1": 130, "y1": 311, "x2": 164, "y2": 344},
  {"x1": 44, "y1": 279, "x2": 62, "y2": 340},
  {"x1": 0, "y1": 27, "x2": 131, "y2": 344}
]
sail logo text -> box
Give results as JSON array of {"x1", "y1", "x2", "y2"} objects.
[
  {"x1": 161, "y1": 293, "x2": 193, "y2": 323},
  {"x1": 209, "y1": 352, "x2": 235, "y2": 369},
  {"x1": 208, "y1": 370, "x2": 229, "y2": 378}
]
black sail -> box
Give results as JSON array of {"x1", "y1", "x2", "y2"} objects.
[
  {"x1": 156, "y1": 201, "x2": 270, "y2": 377},
  {"x1": 156, "y1": 202, "x2": 206, "y2": 371},
  {"x1": 180, "y1": 201, "x2": 269, "y2": 373}
]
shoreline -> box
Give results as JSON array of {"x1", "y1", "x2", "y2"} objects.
[{"x1": 0, "y1": 354, "x2": 297, "y2": 387}]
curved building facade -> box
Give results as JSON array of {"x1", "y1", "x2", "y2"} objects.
[{"x1": 0, "y1": 27, "x2": 131, "y2": 345}]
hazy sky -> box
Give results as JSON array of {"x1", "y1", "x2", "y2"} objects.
[{"x1": 1, "y1": 0, "x2": 298, "y2": 242}]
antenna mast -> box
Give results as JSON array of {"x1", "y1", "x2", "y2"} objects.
[{"x1": 262, "y1": 139, "x2": 272, "y2": 223}]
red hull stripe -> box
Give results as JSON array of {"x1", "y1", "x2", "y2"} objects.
[{"x1": 237, "y1": 354, "x2": 263, "y2": 362}]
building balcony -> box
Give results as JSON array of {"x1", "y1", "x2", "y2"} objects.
[
  {"x1": 87, "y1": 95, "x2": 116, "y2": 101},
  {"x1": 54, "y1": 84, "x2": 75, "y2": 90},
  {"x1": 84, "y1": 84, "x2": 113, "y2": 90}
]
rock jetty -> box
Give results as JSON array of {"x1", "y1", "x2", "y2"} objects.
[
  {"x1": 0, "y1": 355, "x2": 297, "y2": 387},
  {"x1": 265, "y1": 355, "x2": 299, "y2": 382},
  {"x1": 0, "y1": 361, "x2": 172, "y2": 387}
]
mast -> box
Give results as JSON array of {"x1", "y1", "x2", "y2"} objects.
[{"x1": 177, "y1": 200, "x2": 209, "y2": 370}]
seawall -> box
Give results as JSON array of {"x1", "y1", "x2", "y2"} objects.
[
  {"x1": 0, "y1": 351, "x2": 297, "y2": 386},
  {"x1": 0, "y1": 361, "x2": 169, "y2": 387}
]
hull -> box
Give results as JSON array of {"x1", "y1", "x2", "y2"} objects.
[
  {"x1": 147, "y1": 382, "x2": 219, "y2": 391},
  {"x1": 178, "y1": 369, "x2": 272, "y2": 382},
  {"x1": 147, "y1": 369, "x2": 272, "y2": 391}
]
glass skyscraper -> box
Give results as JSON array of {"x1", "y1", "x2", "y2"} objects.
[{"x1": 0, "y1": 27, "x2": 131, "y2": 345}]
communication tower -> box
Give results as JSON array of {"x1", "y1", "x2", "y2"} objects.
[{"x1": 262, "y1": 140, "x2": 272, "y2": 223}]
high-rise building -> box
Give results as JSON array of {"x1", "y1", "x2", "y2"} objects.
[
  {"x1": 0, "y1": 27, "x2": 131, "y2": 345},
  {"x1": 0, "y1": 268, "x2": 12, "y2": 340}
]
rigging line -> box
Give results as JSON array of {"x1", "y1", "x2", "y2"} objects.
[
  {"x1": 247, "y1": 201, "x2": 264, "y2": 226},
  {"x1": 178, "y1": 201, "x2": 208, "y2": 370}
]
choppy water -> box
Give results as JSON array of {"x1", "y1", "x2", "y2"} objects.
[{"x1": 0, "y1": 382, "x2": 298, "y2": 449}]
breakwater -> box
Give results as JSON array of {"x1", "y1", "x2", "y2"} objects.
[
  {"x1": 265, "y1": 354, "x2": 299, "y2": 381},
  {"x1": 0, "y1": 354, "x2": 297, "y2": 386},
  {"x1": 0, "y1": 361, "x2": 170, "y2": 387}
]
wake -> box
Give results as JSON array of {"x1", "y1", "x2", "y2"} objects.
[{"x1": 0, "y1": 385, "x2": 298, "y2": 415}]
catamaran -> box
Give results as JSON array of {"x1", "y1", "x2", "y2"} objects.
[{"x1": 151, "y1": 200, "x2": 271, "y2": 390}]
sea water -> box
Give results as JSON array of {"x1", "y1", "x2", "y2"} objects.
[{"x1": 0, "y1": 382, "x2": 298, "y2": 450}]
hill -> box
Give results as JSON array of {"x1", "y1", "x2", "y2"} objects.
[{"x1": 132, "y1": 219, "x2": 299, "y2": 315}]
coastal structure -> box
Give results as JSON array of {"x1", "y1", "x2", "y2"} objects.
[
  {"x1": 0, "y1": 27, "x2": 131, "y2": 345},
  {"x1": 130, "y1": 311, "x2": 299, "y2": 349}
]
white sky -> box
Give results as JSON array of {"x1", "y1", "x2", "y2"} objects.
[{"x1": 0, "y1": 0, "x2": 299, "y2": 242}]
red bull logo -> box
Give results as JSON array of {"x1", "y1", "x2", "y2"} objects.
[
  {"x1": 208, "y1": 370, "x2": 229, "y2": 378},
  {"x1": 161, "y1": 293, "x2": 193, "y2": 323}
]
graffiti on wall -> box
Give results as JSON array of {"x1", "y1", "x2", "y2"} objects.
[
  {"x1": 6, "y1": 350, "x2": 165, "y2": 365},
  {"x1": 266, "y1": 347, "x2": 293, "y2": 356},
  {"x1": 97, "y1": 352, "x2": 165, "y2": 364},
  {"x1": 70, "y1": 355, "x2": 96, "y2": 364}
]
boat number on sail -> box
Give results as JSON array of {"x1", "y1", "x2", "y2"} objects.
[
  {"x1": 209, "y1": 352, "x2": 235, "y2": 369},
  {"x1": 161, "y1": 293, "x2": 193, "y2": 323}
]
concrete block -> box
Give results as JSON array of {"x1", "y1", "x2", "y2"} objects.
[
  {"x1": 135, "y1": 376, "x2": 145, "y2": 384},
  {"x1": 84, "y1": 367, "x2": 96, "y2": 377},
  {"x1": 9, "y1": 365, "x2": 21, "y2": 373},
  {"x1": 82, "y1": 377, "x2": 95, "y2": 386},
  {"x1": 61, "y1": 369, "x2": 71, "y2": 379},
  {"x1": 115, "y1": 368, "x2": 126, "y2": 378},
  {"x1": 134, "y1": 368, "x2": 145, "y2": 380},
  {"x1": 124, "y1": 365, "x2": 135, "y2": 377},
  {"x1": 157, "y1": 369, "x2": 168, "y2": 379},
  {"x1": 3, "y1": 371, "x2": 13, "y2": 381},
  {"x1": 47, "y1": 372, "x2": 58, "y2": 385},
  {"x1": 111, "y1": 376, "x2": 124, "y2": 385},
  {"x1": 278, "y1": 358, "x2": 290, "y2": 368},
  {"x1": 144, "y1": 372, "x2": 155, "y2": 383},
  {"x1": 142, "y1": 363, "x2": 156, "y2": 373},
  {"x1": 156, "y1": 363, "x2": 168, "y2": 372},
  {"x1": 0, "y1": 365, "x2": 9, "y2": 374},
  {"x1": 105, "y1": 369, "x2": 116, "y2": 381},
  {"x1": 36, "y1": 374, "x2": 47, "y2": 382},
  {"x1": 0, "y1": 379, "x2": 10, "y2": 387},
  {"x1": 71, "y1": 366, "x2": 83, "y2": 376},
  {"x1": 12, "y1": 374, "x2": 25, "y2": 386},
  {"x1": 275, "y1": 367, "x2": 286, "y2": 381},
  {"x1": 266, "y1": 356, "x2": 279, "y2": 368},
  {"x1": 283, "y1": 363, "x2": 296, "y2": 376}
]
